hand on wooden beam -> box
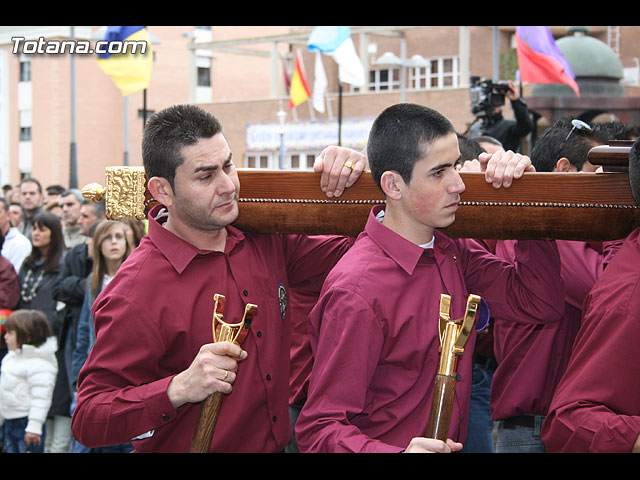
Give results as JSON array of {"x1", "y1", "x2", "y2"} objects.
[{"x1": 314, "y1": 146, "x2": 368, "y2": 198}]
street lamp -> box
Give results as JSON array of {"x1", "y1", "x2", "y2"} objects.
[
  {"x1": 373, "y1": 48, "x2": 430, "y2": 103},
  {"x1": 276, "y1": 109, "x2": 286, "y2": 170}
]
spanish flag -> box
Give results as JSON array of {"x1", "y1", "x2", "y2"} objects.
[
  {"x1": 96, "y1": 26, "x2": 153, "y2": 96},
  {"x1": 289, "y1": 51, "x2": 310, "y2": 109}
]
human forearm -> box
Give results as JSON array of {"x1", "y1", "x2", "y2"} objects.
[
  {"x1": 72, "y1": 374, "x2": 176, "y2": 448},
  {"x1": 464, "y1": 239, "x2": 565, "y2": 324}
]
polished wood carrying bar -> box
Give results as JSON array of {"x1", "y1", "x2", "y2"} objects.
[
  {"x1": 83, "y1": 144, "x2": 639, "y2": 242},
  {"x1": 235, "y1": 169, "x2": 638, "y2": 241}
]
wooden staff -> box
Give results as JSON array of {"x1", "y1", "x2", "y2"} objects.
[
  {"x1": 189, "y1": 294, "x2": 258, "y2": 453},
  {"x1": 425, "y1": 294, "x2": 481, "y2": 442}
]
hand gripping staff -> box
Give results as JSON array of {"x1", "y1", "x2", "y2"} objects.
[
  {"x1": 425, "y1": 294, "x2": 482, "y2": 442},
  {"x1": 190, "y1": 294, "x2": 258, "y2": 453}
]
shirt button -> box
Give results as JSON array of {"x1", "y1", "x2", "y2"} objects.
[
  {"x1": 266, "y1": 374, "x2": 271, "y2": 381},
  {"x1": 272, "y1": 416, "x2": 277, "y2": 422},
  {"x1": 163, "y1": 415, "x2": 170, "y2": 421},
  {"x1": 257, "y1": 331, "x2": 262, "y2": 337},
  {"x1": 243, "y1": 290, "x2": 249, "y2": 296}
]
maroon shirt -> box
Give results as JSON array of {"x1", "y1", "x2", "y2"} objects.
[
  {"x1": 490, "y1": 239, "x2": 603, "y2": 420},
  {"x1": 295, "y1": 206, "x2": 565, "y2": 453},
  {"x1": 71, "y1": 205, "x2": 352, "y2": 453},
  {"x1": 542, "y1": 227, "x2": 640, "y2": 453}
]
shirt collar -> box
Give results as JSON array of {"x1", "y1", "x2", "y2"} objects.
[
  {"x1": 365, "y1": 205, "x2": 429, "y2": 276},
  {"x1": 147, "y1": 204, "x2": 245, "y2": 274}
]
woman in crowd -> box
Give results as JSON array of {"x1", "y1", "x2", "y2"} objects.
[
  {"x1": 71, "y1": 220, "x2": 133, "y2": 453},
  {"x1": 17, "y1": 211, "x2": 71, "y2": 453}
]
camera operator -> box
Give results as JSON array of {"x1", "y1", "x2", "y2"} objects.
[{"x1": 469, "y1": 80, "x2": 534, "y2": 153}]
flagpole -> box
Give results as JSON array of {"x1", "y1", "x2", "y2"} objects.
[
  {"x1": 123, "y1": 96, "x2": 129, "y2": 166},
  {"x1": 69, "y1": 25, "x2": 78, "y2": 189},
  {"x1": 338, "y1": 81, "x2": 342, "y2": 146}
]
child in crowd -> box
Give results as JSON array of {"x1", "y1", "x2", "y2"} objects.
[{"x1": 0, "y1": 310, "x2": 57, "y2": 453}]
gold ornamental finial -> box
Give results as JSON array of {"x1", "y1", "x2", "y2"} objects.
[
  {"x1": 81, "y1": 166, "x2": 149, "y2": 220},
  {"x1": 81, "y1": 183, "x2": 106, "y2": 202}
]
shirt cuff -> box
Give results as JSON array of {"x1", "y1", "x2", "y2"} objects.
[{"x1": 145, "y1": 375, "x2": 180, "y2": 424}]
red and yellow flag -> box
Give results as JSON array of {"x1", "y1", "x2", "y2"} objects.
[{"x1": 289, "y1": 51, "x2": 310, "y2": 109}]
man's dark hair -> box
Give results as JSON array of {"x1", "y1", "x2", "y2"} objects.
[
  {"x1": 531, "y1": 118, "x2": 597, "y2": 172},
  {"x1": 46, "y1": 184, "x2": 66, "y2": 196},
  {"x1": 457, "y1": 133, "x2": 485, "y2": 162},
  {"x1": 20, "y1": 177, "x2": 42, "y2": 194},
  {"x1": 142, "y1": 104, "x2": 224, "y2": 189},
  {"x1": 629, "y1": 137, "x2": 640, "y2": 205},
  {"x1": 367, "y1": 103, "x2": 455, "y2": 191},
  {"x1": 472, "y1": 135, "x2": 503, "y2": 150},
  {"x1": 592, "y1": 120, "x2": 639, "y2": 143},
  {"x1": 81, "y1": 199, "x2": 106, "y2": 218}
]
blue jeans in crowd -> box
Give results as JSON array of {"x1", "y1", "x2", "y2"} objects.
[
  {"x1": 69, "y1": 395, "x2": 134, "y2": 453},
  {"x1": 3, "y1": 417, "x2": 46, "y2": 453},
  {"x1": 495, "y1": 414, "x2": 547, "y2": 453},
  {"x1": 461, "y1": 361, "x2": 495, "y2": 453}
]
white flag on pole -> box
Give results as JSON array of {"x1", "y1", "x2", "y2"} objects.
[{"x1": 312, "y1": 51, "x2": 328, "y2": 113}]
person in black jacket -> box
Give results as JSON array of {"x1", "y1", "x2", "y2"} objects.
[
  {"x1": 16, "y1": 211, "x2": 69, "y2": 452},
  {"x1": 54, "y1": 200, "x2": 105, "y2": 399},
  {"x1": 469, "y1": 81, "x2": 534, "y2": 153}
]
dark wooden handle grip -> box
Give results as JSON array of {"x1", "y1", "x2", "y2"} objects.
[
  {"x1": 189, "y1": 392, "x2": 223, "y2": 453},
  {"x1": 425, "y1": 374, "x2": 458, "y2": 442}
]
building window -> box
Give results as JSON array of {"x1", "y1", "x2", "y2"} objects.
[
  {"x1": 366, "y1": 55, "x2": 460, "y2": 93},
  {"x1": 19, "y1": 127, "x2": 31, "y2": 141},
  {"x1": 244, "y1": 152, "x2": 317, "y2": 170},
  {"x1": 19, "y1": 58, "x2": 30, "y2": 82},
  {"x1": 246, "y1": 155, "x2": 271, "y2": 169},
  {"x1": 197, "y1": 66, "x2": 210, "y2": 87},
  {"x1": 196, "y1": 55, "x2": 212, "y2": 87},
  {"x1": 368, "y1": 68, "x2": 400, "y2": 92},
  {"x1": 409, "y1": 56, "x2": 459, "y2": 90}
]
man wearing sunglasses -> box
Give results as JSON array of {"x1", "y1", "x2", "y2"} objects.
[
  {"x1": 542, "y1": 136, "x2": 640, "y2": 453},
  {"x1": 485, "y1": 117, "x2": 606, "y2": 452}
]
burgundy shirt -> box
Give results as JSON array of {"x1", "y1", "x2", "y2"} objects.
[
  {"x1": 71, "y1": 205, "x2": 352, "y2": 453},
  {"x1": 542, "y1": 227, "x2": 640, "y2": 453},
  {"x1": 295, "y1": 206, "x2": 565, "y2": 453},
  {"x1": 490, "y1": 239, "x2": 604, "y2": 420},
  {"x1": 288, "y1": 289, "x2": 318, "y2": 406}
]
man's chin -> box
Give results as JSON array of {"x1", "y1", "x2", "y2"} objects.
[{"x1": 218, "y1": 204, "x2": 239, "y2": 226}]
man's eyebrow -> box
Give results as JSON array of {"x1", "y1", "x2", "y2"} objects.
[
  {"x1": 429, "y1": 156, "x2": 461, "y2": 172},
  {"x1": 193, "y1": 153, "x2": 233, "y2": 173}
]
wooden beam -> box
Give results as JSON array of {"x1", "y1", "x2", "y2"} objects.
[
  {"x1": 233, "y1": 170, "x2": 639, "y2": 241},
  {"x1": 82, "y1": 143, "x2": 639, "y2": 242}
]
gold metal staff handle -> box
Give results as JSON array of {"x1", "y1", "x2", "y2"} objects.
[
  {"x1": 189, "y1": 293, "x2": 258, "y2": 453},
  {"x1": 427, "y1": 294, "x2": 482, "y2": 441}
]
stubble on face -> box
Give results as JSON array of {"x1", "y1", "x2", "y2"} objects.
[{"x1": 167, "y1": 134, "x2": 241, "y2": 243}]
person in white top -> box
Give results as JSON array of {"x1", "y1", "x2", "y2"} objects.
[
  {"x1": 0, "y1": 310, "x2": 58, "y2": 453},
  {"x1": 0, "y1": 198, "x2": 32, "y2": 273}
]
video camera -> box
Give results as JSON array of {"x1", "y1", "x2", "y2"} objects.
[{"x1": 469, "y1": 76, "x2": 511, "y2": 122}]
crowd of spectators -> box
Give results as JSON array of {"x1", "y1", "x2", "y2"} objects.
[{"x1": 0, "y1": 177, "x2": 146, "y2": 453}]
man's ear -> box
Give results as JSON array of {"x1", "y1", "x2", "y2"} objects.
[
  {"x1": 555, "y1": 157, "x2": 573, "y2": 172},
  {"x1": 380, "y1": 171, "x2": 404, "y2": 201},
  {"x1": 147, "y1": 177, "x2": 174, "y2": 208}
]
